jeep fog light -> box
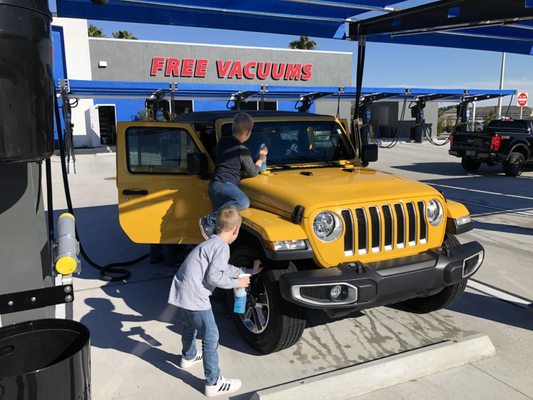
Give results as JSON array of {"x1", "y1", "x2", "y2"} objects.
[
  {"x1": 427, "y1": 199, "x2": 443, "y2": 226},
  {"x1": 270, "y1": 240, "x2": 307, "y2": 251},
  {"x1": 329, "y1": 285, "x2": 343, "y2": 300},
  {"x1": 313, "y1": 211, "x2": 342, "y2": 242}
]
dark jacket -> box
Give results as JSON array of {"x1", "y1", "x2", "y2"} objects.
[{"x1": 210, "y1": 136, "x2": 259, "y2": 186}]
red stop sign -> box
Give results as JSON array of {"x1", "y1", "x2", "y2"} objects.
[{"x1": 517, "y1": 92, "x2": 528, "y2": 107}]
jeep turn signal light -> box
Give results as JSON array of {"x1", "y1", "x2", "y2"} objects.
[
  {"x1": 455, "y1": 215, "x2": 471, "y2": 226},
  {"x1": 266, "y1": 240, "x2": 307, "y2": 251}
]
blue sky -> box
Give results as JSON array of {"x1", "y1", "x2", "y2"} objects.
[{"x1": 49, "y1": 0, "x2": 533, "y2": 107}]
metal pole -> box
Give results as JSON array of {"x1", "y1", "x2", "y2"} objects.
[
  {"x1": 497, "y1": 52, "x2": 506, "y2": 118},
  {"x1": 471, "y1": 102, "x2": 476, "y2": 131},
  {"x1": 520, "y1": 105, "x2": 524, "y2": 119},
  {"x1": 354, "y1": 36, "x2": 366, "y2": 146}
]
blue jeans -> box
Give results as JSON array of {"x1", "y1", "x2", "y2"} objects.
[
  {"x1": 178, "y1": 307, "x2": 220, "y2": 385},
  {"x1": 206, "y1": 181, "x2": 250, "y2": 229}
]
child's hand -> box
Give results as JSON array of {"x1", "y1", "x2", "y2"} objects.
[
  {"x1": 252, "y1": 259, "x2": 263, "y2": 275},
  {"x1": 259, "y1": 145, "x2": 269, "y2": 157},
  {"x1": 236, "y1": 275, "x2": 250, "y2": 288}
]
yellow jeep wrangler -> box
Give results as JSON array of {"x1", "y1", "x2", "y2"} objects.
[{"x1": 116, "y1": 110, "x2": 484, "y2": 354}]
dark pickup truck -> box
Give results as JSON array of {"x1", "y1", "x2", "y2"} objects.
[{"x1": 449, "y1": 119, "x2": 533, "y2": 176}]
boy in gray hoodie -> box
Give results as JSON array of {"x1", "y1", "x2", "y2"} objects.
[{"x1": 168, "y1": 205, "x2": 261, "y2": 397}]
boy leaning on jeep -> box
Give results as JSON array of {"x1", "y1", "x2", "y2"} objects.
[
  {"x1": 169, "y1": 205, "x2": 262, "y2": 397},
  {"x1": 199, "y1": 112, "x2": 268, "y2": 239}
]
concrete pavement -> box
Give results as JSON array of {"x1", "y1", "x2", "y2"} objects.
[{"x1": 42, "y1": 140, "x2": 533, "y2": 400}]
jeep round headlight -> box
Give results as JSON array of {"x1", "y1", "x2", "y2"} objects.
[
  {"x1": 313, "y1": 211, "x2": 342, "y2": 242},
  {"x1": 427, "y1": 199, "x2": 443, "y2": 226}
]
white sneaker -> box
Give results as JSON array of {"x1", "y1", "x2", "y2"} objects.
[
  {"x1": 179, "y1": 352, "x2": 202, "y2": 368},
  {"x1": 199, "y1": 217, "x2": 214, "y2": 240},
  {"x1": 204, "y1": 375, "x2": 242, "y2": 397}
]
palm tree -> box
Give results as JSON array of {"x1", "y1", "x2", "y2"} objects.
[
  {"x1": 112, "y1": 30, "x2": 138, "y2": 40},
  {"x1": 88, "y1": 24, "x2": 105, "y2": 38},
  {"x1": 289, "y1": 36, "x2": 316, "y2": 50}
]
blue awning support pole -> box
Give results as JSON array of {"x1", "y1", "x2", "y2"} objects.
[
  {"x1": 497, "y1": 52, "x2": 506, "y2": 118},
  {"x1": 353, "y1": 35, "x2": 366, "y2": 148}
]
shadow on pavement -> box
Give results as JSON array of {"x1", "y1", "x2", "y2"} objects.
[
  {"x1": 392, "y1": 161, "x2": 532, "y2": 177},
  {"x1": 450, "y1": 291, "x2": 533, "y2": 331},
  {"x1": 474, "y1": 220, "x2": 533, "y2": 236},
  {"x1": 80, "y1": 297, "x2": 205, "y2": 394},
  {"x1": 394, "y1": 291, "x2": 533, "y2": 332}
]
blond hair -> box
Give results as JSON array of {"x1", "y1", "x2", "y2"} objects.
[
  {"x1": 232, "y1": 112, "x2": 254, "y2": 138},
  {"x1": 215, "y1": 205, "x2": 242, "y2": 234}
]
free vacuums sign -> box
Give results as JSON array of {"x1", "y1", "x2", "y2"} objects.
[{"x1": 150, "y1": 57, "x2": 314, "y2": 81}]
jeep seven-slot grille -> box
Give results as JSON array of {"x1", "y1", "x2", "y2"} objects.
[{"x1": 342, "y1": 202, "x2": 428, "y2": 255}]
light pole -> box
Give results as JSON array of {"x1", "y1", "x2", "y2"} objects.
[{"x1": 497, "y1": 52, "x2": 506, "y2": 118}]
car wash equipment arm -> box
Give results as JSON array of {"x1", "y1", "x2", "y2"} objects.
[
  {"x1": 358, "y1": 92, "x2": 397, "y2": 145},
  {"x1": 295, "y1": 91, "x2": 332, "y2": 113},
  {"x1": 226, "y1": 90, "x2": 258, "y2": 110},
  {"x1": 59, "y1": 79, "x2": 77, "y2": 174}
]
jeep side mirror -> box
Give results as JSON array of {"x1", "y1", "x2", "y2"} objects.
[
  {"x1": 361, "y1": 144, "x2": 378, "y2": 165},
  {"x1": 187, "y1": 152, "x2": 208, "y2": 178}
]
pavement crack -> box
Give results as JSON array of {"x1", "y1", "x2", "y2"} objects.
[{"x1": 471, "y1": 363, "x2": 533, "y2": 400}]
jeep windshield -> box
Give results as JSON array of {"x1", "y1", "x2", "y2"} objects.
[{"x1": 225, "y1": 120, "x2": 355, "y2": 167}]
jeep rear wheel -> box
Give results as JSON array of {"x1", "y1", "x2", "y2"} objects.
[
  {"x1": 461, "y1": 157, "x2": 481, "y2": 172},
  {"x1": 228, "y1": 246, "x2": 306, "y2": 354},
  {"x1": 401, "y1": 234, "x2": 468, "y2": 313},
  {"x1": 503, "y1": 152, "x2": 526, "y2": 177}
]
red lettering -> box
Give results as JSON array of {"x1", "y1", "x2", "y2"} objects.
[
  {"x1": 285, "y1": 64, "x2": 302, "y2": 80},
  {"x1": 150, "y1": 57, "x2": 165, "y2": 76},
  {"x1": 216, "y1": 60, "x2": 232, "y2": 78},
  {"x1": 195, "y1": 59, "x2": 208, "y2": 78},
  {"x1": 257, "y1": 62, "x2": 272, "y2": 80},
  {"x1": 243, "y1": 61, "x2": 257, "y2": 80},
  {"x1": 164, "y1": 58, "x2": 180, "y2": 77},
  {"x1": 181, "y1": 58, "x2": 194, "y2": 77},
  {"x1": 228, "y1": 61, "x2": 243, "y2": 79},
  {"x1": 301, "y1": 64, "x2": 313, "y2": 81},
  {"x1": 271, "y1": 63, "x2": 286, "y2": 80}
]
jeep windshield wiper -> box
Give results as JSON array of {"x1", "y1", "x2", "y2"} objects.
[
  {"x1": 269, "y1": 160, "x2": 343, "y2": 170},
  {"x1": 269, "y1": 163, "x2": 293, "y2": 170}
]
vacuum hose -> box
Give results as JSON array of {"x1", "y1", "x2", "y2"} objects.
[{"x1": 53, "y1": 94, "x2": 148, "y2": 281}]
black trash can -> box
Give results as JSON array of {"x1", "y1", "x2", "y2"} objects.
[{"x1": 0, "y1": 319, "x2": 91, "y2": 400}]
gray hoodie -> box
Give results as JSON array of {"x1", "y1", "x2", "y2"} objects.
[{"x1": 168, "y1": 235, "x2": 243, "y2": 311}]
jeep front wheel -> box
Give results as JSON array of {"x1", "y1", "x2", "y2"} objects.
[
  {"x1": 401, "y1": 234, "x2": 467, "y2": 312},
  {"x1": 503, "y1": 152, "x2": 526, "y2": 177},
  {"x1": 228, "y1": 246, "x2": 306, "y2": 354}
]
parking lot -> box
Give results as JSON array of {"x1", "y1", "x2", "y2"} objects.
[{"x1": 47, "y1": 140, "x2": 533, "y2": 400}]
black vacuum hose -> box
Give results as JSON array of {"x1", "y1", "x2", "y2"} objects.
[{"x1": 53, "y1": 94, "x2": 148, "y2": 281}]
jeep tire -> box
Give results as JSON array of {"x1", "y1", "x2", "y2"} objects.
[
  {"x1": 228, "y1": 246, "x2": 306, "y2": 354},
  {"x1": 503, "y1": 152, "x2": 526, "y2": 177},
  {"x1": 461, "y1": 157, "x2": 481, "y2": 172},
  {"x1": 401, "y1": 234, "x2": 468, "y2": 312}
]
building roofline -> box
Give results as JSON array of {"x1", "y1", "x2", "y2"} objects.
[{"x1": 87, "y1": 37, "x2": 352, "y2": 55}]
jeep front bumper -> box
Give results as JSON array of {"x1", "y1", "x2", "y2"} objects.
[{"x1": 279, "y1": 241, "x2": 484, "y2": 310}]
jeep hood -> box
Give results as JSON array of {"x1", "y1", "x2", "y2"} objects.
[{"x1": 241, "y1": 167, "x2": 442, "y2": 217}]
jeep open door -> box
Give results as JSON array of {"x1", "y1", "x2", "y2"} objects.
[{"x1": 116, "y1": 122, "x2": 213, "y2": 244}]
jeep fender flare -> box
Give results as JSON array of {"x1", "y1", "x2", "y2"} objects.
[
  {"x1": 236, "y1": 208, "x2": 314, "y2": 262},
  {"x1": 445, "y1": 200, "x2": 473, "y2": 235}
]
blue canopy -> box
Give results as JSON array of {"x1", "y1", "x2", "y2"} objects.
[
  {"x1": 59, "y1": 80, "x2": 515, "y2": 102},
  {"x1": 56, "y1": 0, "x2": 533, "y2": 55}
]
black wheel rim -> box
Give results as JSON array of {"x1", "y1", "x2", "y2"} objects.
[{"x1": 513, "y1": 158, "x2": 524, "y2": 174}]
